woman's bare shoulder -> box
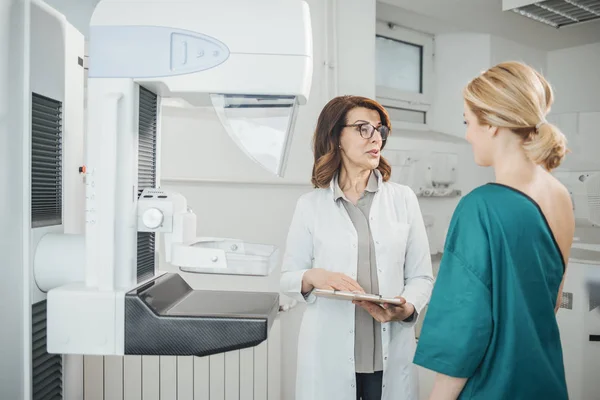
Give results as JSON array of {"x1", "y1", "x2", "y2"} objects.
[{"x1": 539, "y1": 174, "x2": 575, "y2": 261}]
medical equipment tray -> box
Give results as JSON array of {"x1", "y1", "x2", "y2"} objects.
[{"x1": 124, "y1": 273, "x2": 279, "y2": 357}]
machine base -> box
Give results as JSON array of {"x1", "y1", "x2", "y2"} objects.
[{"x1": 124, "y1": 273, "x2": 279, "y2": 357}]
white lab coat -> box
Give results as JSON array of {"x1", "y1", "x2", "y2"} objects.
[{"x1": 280, "y1": 171, "x2": 434, "y2": 400}]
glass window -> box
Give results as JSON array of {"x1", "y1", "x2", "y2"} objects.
[
  {"x1": 211, "y1": 94, "x2": 298, "y2": 178},
  {"x1": 386, "y1": 105, "x2": 426, "y2": 125},
  {"x1": 375, "y1": 35, "x2": 423, "y2": 94}
]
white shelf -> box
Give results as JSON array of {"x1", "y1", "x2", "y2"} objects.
[
  {"x1": 416, "y1": 187, "x2": 462, "y2": 198},
  {"x1": 391, "y1": 127, "x2": 467, "y2": 144},
  {"x1": 176, "y1": 238, "x2": 280, "y2": 277}
]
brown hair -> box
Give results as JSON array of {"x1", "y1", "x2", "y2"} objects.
[
  {"x1": 463, "y1": 61, "x2": 568, "y2": 171},
  {"x1": 311, "y1": 95, "x2": 392, "y2": 188}
]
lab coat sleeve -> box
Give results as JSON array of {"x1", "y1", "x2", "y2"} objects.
[
  {"x1": 279, "y1": 196, "x2": 316, "y2": 304},
  {"x1": 399, "y1": 186, "x2": 434, "y2": 326}
]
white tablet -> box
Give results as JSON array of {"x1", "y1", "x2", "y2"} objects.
[{"x1": 313, "y1": 289, "x2": 405, "y2": 306}]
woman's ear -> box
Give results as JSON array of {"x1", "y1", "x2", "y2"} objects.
[{"x1": 487, "y1": 125, "x2": 499, "y2": 137}]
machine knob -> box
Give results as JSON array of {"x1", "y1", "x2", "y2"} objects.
[{"x1": 143, "y1": 208, "x2": 164, "y2": 229}]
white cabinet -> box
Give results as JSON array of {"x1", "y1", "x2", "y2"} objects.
[
  {"x1": 578, "y1": 112, "x2": 600, "y2": 168},
  {"x1": 428, "y1": 33, "x2": 546, "y2": 141},
  {"x1": 429, "y1": 33, "x2": 491, "y2": 140}
]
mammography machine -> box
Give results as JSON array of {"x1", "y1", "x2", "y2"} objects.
[{"x1": 28, "y1": 0, "x2": 313, "y2": 358}]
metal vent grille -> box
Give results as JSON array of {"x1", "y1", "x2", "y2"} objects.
[
  {"x1": 589, "y1": 281, "x2": 600, "y2": 311},
  {"x1": 32, "y1": 300, "x2": 62, "y2": 399},
  {"x1": 511, "y1": 0, "x2": 600, "y2": 28},
  {"x1": 31, "y1": 93, "x2": 62, "y2": 228},
  {"x1": 137, "y1": 86, "x2": 158, "y2": 282},
  {"x1": 560, "y1": 291, "x2": 573, "y2": 310}
]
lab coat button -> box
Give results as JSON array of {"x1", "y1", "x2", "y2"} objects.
[
  {"x1": 351, "y1": 384, "x2": 355, "y2": 388},
  {"x1": 349, "y1": 357, "x2": 354, "y2": 362},
  {"x1": 349, "y1": 329, "x2": 353, "y2": 333},
  {"x1": 383, "y1": 327, "x2": 386, "y2": 332}
]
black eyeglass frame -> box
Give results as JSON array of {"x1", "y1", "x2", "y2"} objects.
[{"x1": 342, "y1": 123, "x2": 390, "y2": 141}]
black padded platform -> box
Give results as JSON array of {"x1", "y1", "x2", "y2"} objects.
[{"x1": 124, "y1": 273, "x2": 279, "y2": 357}]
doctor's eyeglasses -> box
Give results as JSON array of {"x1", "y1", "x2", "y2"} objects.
[{"x1": 343, "y1": 123, "x2": 389, "y2": 141}]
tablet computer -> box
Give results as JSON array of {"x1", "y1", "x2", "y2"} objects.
[{"x1": 313, "y1": 289, "x2": 405, "y2": 306}]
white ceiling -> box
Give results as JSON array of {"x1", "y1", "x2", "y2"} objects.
[{"x1": 377, "y1": 0, "x2": 600, "y2": 51}]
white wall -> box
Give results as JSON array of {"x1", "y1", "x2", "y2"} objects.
[
  {"x1": 432, "y1": 33, "x2": 547, "y2": 140},
  {"x1": 44, "y1": 0, "x2": 97, "y2": 37},
  {"x1": 336, "y1": 0, "x2": 376, "y2": 98},
  {"x1": 548, "y1": 42, "x2": 600, "y2": 114},
  {"x1": 546, "y1": 42, "x2": 600, "y2": 172},
  {"x1": 0, "y1": 0, "x2": 30, "y2": 398},
  {"x1": 490, "y1": 35, "x2": 547, "y2": 74},
  {"x1": 431, "y1": 33, "x2": 491, "y2": 139}
]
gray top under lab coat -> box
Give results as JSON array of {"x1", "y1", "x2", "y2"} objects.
[{"x1": 333, "y1": 172, "x2": 383, "y2": 373}]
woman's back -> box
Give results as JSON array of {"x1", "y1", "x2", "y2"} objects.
[
  {"x1": 414, "y1": 182, "x2": 570, "y2": 399},
  {"x1": 515, "y1": 171, "x2": 575, "y2": 267}
]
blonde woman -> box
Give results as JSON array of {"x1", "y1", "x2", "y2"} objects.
[{"x1": 413, "y1": 62, "x2": 574, "y2": 400}]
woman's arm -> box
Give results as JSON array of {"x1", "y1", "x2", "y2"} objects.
[{"x1": 428, "y1": 374, "x2": 468, "y2": 400}]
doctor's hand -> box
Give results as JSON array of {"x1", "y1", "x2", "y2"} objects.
[
  {"x1": 353, "y1": 297, "x2": 415, "y2": 323},
  {"x1": 304, "y1": 268, "x2": 365, "y2": 293}
]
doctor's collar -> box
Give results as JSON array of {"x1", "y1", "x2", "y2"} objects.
[{"x1": 332, "y1": 170, "x2": 380, "y2": 201}]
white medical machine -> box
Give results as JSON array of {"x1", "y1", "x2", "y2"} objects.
[
  {"x1": 554, "y1": 170, "x2": 600, "y2": 400},
  {"x1": 29, "y1": 0, "x2": 313, "y2": 358}
]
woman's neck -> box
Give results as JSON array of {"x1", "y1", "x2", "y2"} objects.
[
  {"x1": 493, "y1": 143, "x2": 540, "y2": 187},
  {"x1": 339, "y1": 165, "x2": 371, "y2": 198}
]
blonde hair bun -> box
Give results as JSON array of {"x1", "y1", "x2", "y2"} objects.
[
  {"x1": 524, "y1": 121, "x2": 568, "y2": 171},
  {"x1": 463, "y1": 61, "x2": 569, "y2": 171}
]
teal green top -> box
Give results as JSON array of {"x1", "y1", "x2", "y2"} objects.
[{"x1": 413, "y1": 183, "x2": 568, "y2": 400}]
